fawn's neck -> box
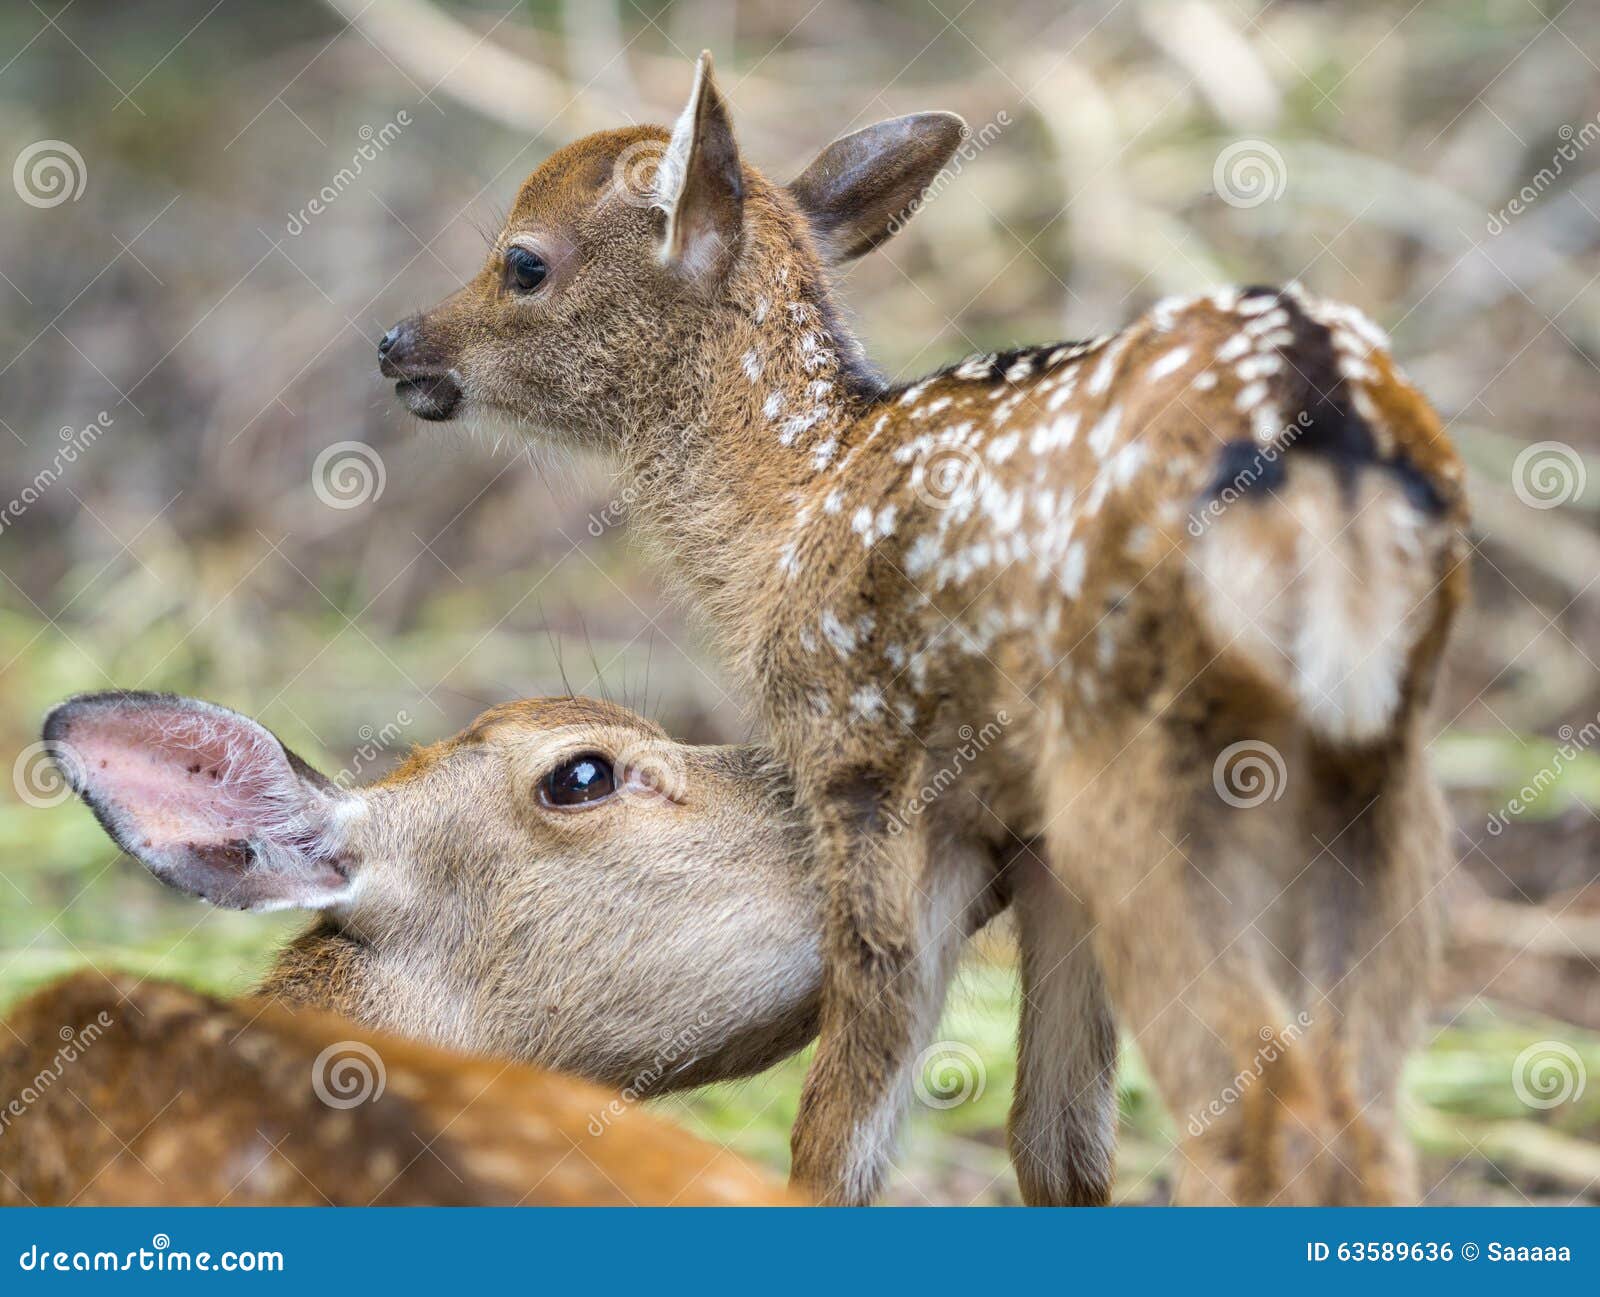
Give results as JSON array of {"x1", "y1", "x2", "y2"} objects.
[{"x1": 622, "y1": 262, "x2": 886, "y2": 677}]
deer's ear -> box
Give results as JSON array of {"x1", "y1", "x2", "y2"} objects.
[
  {"x1": 655, "y1": 50, "x2": 743, "y2": 279},
  {"x1": 42, "y1": 692, "x2": 358, "y2": 913},
  {"x1": 787, "y1": 112, "x2": 967, "y2": 263}
]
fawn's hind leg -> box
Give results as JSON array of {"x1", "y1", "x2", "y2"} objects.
[
  {"x1": 1007, "y1": 844, "x2": 1120, "y2": 1205},
  {"x1": 789, "y1": 766, "x2": 997, "y2": 1205},
  {"x1": 1038, "y1": 716, "x2": 1328, "y2": 1205},
  {"x1": 1294, "y1": 727, "x2": 1444, "y2": 1204}
]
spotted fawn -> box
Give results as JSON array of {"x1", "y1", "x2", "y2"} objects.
[{"x1": 382, "y1": 52, "x2": 1469, "y2": 1206}]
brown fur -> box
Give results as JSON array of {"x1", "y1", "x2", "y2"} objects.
[
  {"x1": 6, "y1": 693, "x2": 913, "y2": 1205},
  {"x1": 386, "y1": 54, "x2": 1469, "y2": 1206},
  {"x1": 0, "y1": 971, "x2": 799, "y2": 1205}
]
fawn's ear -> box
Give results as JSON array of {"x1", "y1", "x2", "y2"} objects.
[
  {"x1": 655, "y1": 50, "x2": 743, "y2": 279},
  {"x1": 42, "y1": 692, "x2": 359, "y2": 913},
  {"x1": 787, "y1": 113, "x2": 967, "y2": 263}
]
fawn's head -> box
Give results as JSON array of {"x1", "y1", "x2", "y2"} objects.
[
  {"x1": 380, "y1": 51, "x2": 964, "y2": 446},
  {"x1": 42, "y1": 691, "x2": 821, "y2": 1090}
]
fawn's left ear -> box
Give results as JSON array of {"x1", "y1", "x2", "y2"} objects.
[
  {"x1": 787, "y1": 112, "x2": 967, "y2": 263},
  {"x1": 42, "y1": 691, "x2": 359, "y2": 913},
  {"x1": 655, "y1": 50, "x2": 743, "y2": 280}
]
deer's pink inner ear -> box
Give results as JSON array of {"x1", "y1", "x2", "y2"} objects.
[{"x1": 44, "y1": 693, "x2": 353, "y2": 912}]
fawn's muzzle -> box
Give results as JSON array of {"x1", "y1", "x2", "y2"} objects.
[{"x1": 379, "y1": 317, "x2": 462, "y2": 421}]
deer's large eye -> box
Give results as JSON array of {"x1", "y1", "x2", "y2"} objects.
[
  {"x1": 541, "y1": 753, "x2": 616, "y2": 808},
  {"x1": 505, "y1": 246, "x2": 547, "y2": 294}
]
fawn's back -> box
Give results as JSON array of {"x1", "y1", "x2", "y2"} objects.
[{"x1": 0, "y1": 971, "x2": 797, "y2": 1206}]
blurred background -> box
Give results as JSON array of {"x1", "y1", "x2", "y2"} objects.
[{"x1": 2, "y1": 0, "x2": 1599, "y2": 1204}]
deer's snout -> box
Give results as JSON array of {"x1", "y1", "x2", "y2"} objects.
[{"x1": 380, "y1": 314, "x2": 462, "y2": 422}]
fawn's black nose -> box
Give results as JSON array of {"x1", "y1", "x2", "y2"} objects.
[{"x1": 378, "y1": 325, "x2": 401, "y2": 357}]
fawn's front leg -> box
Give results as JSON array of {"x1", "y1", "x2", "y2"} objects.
[{"x1": 788, "y1": 764, "x2": 981, "y2": 1205}]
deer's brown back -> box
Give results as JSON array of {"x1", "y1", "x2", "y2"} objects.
[{"x1": 0, "y1": 971, "x2": 798, "y2": 1206}]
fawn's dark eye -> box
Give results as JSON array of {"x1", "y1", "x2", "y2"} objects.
[
  {"x1": 541, "y1": 753, "x2": 616, "y2": 808},
  {"x1": 505, "y1": 246, "x2": 547, "y2": 294}
]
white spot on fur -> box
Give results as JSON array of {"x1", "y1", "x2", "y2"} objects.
[
  {"x1": 1088, "y1": 405, "x2": 1123, "y2": 459},
  {"x1": 905, "y1": 533, "x2": 942, "y2": 578},
  {"x1": 1031, "y1": 411, "x2": 1079, "y2": 454},
  {"x1": 850, "y1": 686, "x2": 885, "y2": 720},
  {"x1": 1148, "y1": 347, "x2": 1192, "y2": 381},
  {"x1": 987, "y1": 431, "x2": 1021, "y2": 463},
  {"x1": 820, "y1": 610, "x2": 857, "y2": 657},
  {"x1": 1235, "y1": 381, "x2": 1269, "y2": 412},
  {"x1": 1216, "y1": 332, "x2": 1253, "y2": 363},
  {"x1": 1059, "y1": 541, "x2": 1087, "y2": 598}
]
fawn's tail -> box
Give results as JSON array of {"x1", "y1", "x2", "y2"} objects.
[{"x1": 1187, "y1": 289, "x2": 1469, "y2": 744}]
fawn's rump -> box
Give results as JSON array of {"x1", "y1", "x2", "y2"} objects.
[{"x1": 1183, "y1": 295, "x2": 1468, "y2": 747}]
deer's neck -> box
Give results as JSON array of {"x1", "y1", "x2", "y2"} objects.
[
  {"x1": 623, "y1": 270, "x2": 885, "y2": 679},
  {"x1": 255, "y1": 922, "x2": 372, "y2": 1019}
]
